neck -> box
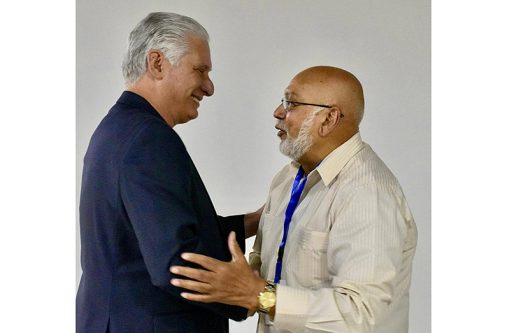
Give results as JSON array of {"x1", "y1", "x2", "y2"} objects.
[
  {"x1": 128, "y1": 82, "x2": 175, "y2": 127},
  {"x1": 296, "y1": 152, "x2": 323, "y2": 175},
  {"x1": 297, "y1": 131, "x2": 358, "y2": 175}
]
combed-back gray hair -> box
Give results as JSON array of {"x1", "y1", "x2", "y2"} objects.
[{"x1": 121, "y1": 12, "x2": 209, "y2": 86}]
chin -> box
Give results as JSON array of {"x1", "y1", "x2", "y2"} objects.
[
  {"x1": 182, "y1": 108, "x2": 198, "y2": 123},
  {"x1": 189, "y1": 110, "x2": 198, "y2": 120}
]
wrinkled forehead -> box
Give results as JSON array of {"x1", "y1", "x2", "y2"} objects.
[
  {"x1": 284, "y1": 76, "x2": 330, "y2": 100},
  {"x1": 184, "y1": 35, "x2": 212, "y2": 69}
]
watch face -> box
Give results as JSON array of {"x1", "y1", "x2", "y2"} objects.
[{"x1": 260, "y1": 291, "x2": 276, "y2": 308}]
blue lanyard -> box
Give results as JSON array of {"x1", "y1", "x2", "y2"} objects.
[{"x1": 274, "y1": 166, "x2": 307, "y2": 284}]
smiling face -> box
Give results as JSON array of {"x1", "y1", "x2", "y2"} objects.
[{"x1": 160, "y1": 35, "x2": 214, "y2": 125}]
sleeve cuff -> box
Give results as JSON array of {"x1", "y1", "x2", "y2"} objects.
[
  {"x1": 273, "y1": 284, "x2": 310, "y2": 330},
  {"x1": 274, "y1": 285, "x2": 344, "y2": 331}
]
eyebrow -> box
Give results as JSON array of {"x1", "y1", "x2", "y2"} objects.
[
  {"x1": 284, "y1": 91, "x2": 299, "y2": 99},
  {"x1": 195, "y1": 64, "x2": 211, "y2": 72}
]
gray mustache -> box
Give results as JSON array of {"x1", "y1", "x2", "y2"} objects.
[{"x1": 276, "y1": 121, "x2": 288, "y2": 131}]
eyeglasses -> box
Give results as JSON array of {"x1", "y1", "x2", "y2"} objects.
[{"x1": 281, "y1": 99, "x2": 333, "y2": 112}]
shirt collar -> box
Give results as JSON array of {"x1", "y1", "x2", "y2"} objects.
[
  {"x1": 116, "y1": 91, "x2": 163, "y2": 121},
  {"x1": 290, "y1": 132, "x2": 365, "y2": 187}
]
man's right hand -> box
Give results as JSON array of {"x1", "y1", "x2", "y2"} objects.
[{"x1": 169, "y1": 231, "x2": 266, "y2": 312}]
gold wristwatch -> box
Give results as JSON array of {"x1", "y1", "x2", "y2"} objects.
[{"x1": 257, "y1": 280, "x2": 276, "y2": 313}]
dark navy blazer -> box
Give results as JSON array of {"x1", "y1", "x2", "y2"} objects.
[{"x1": 77, "y1": 91, "x2": 247, "y2": 333}]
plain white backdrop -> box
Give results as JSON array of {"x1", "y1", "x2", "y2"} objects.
[
  {"x1": 76, "y1": 1, "x2": 430, "y2": 332},
  {"x1": 4, "y1": 1, "x2": 507, "y2": 333}
]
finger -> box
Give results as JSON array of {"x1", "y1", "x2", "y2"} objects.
[
  {"x1": 180, "y1": 252, "x2": 220, "y2": 271},
  {"x1": 170, "y1": 265, "x2": 213, "y2": 283},
  {"x1": 227, "y1": 231, "x2": 244, "y2": 262},
  {"x1": 171, "y1": 278, "x2": 211, "y2": 294},
  {"x1": 180, "y1": 292, "x2": 215, "y2": 303}
]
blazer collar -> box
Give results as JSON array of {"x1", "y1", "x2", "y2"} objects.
[{"x1": 116, "y1": 91, "x2": 163, "y2": 121}]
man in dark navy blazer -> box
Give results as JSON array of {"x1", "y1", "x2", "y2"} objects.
[{"x1": 77, "y1": 12, "x2": 262, "y2": 333}]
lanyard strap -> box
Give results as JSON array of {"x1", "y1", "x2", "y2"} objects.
[{"x1": 274, "y1": 166, "x2": 307, "y2": 283}]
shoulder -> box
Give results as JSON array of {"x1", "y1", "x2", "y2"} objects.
[
  {"x1": 269, "y1": 163, "x2": 295, "y2": 190},
  {"x1": 130, "y1": 118, "x2": 182, "y2": 147},
  {"x1": 116, "y1": 113, "x2": 188, "y2": 164},
  {"x1": 341, "y1": 144, "x2": 402, "y2": 191}
]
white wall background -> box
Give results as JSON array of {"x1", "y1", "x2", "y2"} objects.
[{"x1": 77, "y1": 1, "x2": 430, "y2": 332}]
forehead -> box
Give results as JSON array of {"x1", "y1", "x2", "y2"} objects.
[
  {"x1": 284, "y1": 79, "x2": 318, "y2": 99},
  {"x1": 284, "y1": 72, "x2": 337, "y2": 101},
  {"x1": 182, "y1": 35, "x2": 212, "y2": 69}
]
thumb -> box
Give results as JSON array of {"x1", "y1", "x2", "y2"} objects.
[{"x1": 228, "y1": 231, "x2": 243, "y2": 262}]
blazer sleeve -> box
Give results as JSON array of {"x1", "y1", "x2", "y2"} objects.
[
  {"x1": 217, "y1": 214, "x2": 246, "y2": 253},
  {"x1": 119, "y1": 120, "x2": 247, "y2": 321}
]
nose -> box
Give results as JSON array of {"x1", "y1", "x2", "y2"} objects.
[
  {"x1": 273, "y1": 103, "x2": 286, "y2": 120},
  {"x1": 202, "y1": 76, "x2": 214, "y2": 97}
]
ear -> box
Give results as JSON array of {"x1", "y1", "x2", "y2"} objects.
[
  {"x1": 146, "y1": 50, "x2": 167, "y2": 80},
  {"x1": 318, "y1": 107, "x2": 342, "y2": 137}
]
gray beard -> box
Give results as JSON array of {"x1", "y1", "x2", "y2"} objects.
[{"x1": 279, "y1": 110, "x2": 318, "y2": 161}]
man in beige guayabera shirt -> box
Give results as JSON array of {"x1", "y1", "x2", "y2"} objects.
[{"x1": 170, "y1": 66, "x2": 418, "y2": 333}]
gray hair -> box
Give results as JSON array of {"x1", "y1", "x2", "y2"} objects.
[{"x1": 121, "y1": 12, "x2": 209, "y2": 86}]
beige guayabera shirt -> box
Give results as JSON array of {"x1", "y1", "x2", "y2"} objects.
[{"x1": 249, "y1": 133, "x2": 417, "y2": 333}]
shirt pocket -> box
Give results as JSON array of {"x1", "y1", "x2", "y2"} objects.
[{"x1": 294, "y1": 229, "x2": 330, "y2": 288}]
